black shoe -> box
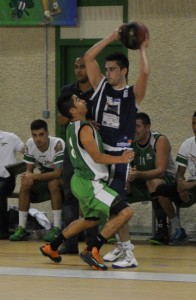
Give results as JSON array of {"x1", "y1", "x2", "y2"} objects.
[
  {"x1": 0, "y1": 232, "x2": 9, "y2": 240},
  {"x1": 58, "y1": 241, "x2": 79, "y2": 255},
  {"x1": 148, "y1": 226, "x2": 169, "y2": 245}
]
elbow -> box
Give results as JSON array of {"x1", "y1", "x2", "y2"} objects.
[
  {"x1": 84, "y1": 52, "x2": 93, "y2": 63},
  {"x1": 158, "y1": 170, "x2": 166, "y2": 178},
  {"x1": 93, "y1": 158, "x2": 100, "y2": 164}
]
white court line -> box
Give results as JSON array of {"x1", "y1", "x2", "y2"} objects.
[{"x1": 0, "y1": 267, "x2": 195, "y2": 283}]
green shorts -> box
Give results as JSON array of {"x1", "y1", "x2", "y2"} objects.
[
  {"x1": 71, "y1": 174, "x2": 118, "y2": 219},
  {"x1": 127, "y1": 175, "x2": 175, "y2": 204}
]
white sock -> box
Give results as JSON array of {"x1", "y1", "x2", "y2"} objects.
[
  {"x1": 121, "y1": 240, "x2": 132, "y2": 250},
  {"x1": 52, "y1": 209, "x2": 62, "y2": 229},
  {"x1": 53, "y1": 2, "x2": 59, "y2": 9},
  {"x1": 115, "y1": 234, "x2": 122, "y2": 248},
  {"x1": 19, "y1": 211, "x2": 28, "y2": 228},
  {"x1": 44, "y1": 11, "x2": 50, "y2": 17},
  {"x1": 170, "y1": 216, "x2": 181, "y2": 234}
]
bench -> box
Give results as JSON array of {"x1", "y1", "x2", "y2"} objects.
[{"x1": 6, "y1": 162, "x2": 187, "y2": 237}]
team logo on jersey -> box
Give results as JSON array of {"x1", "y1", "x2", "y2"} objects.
[
  {"x1": 146, "y1": 153, "x2": 152, "y2": 160},
  {"x1": 117, "y1": 136, "x2": 132, "y2": 148},
  {"x1": 104, "y1": 96, "x2": 120, "y2": 115}
]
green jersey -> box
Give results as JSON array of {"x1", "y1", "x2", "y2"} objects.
[
  {"x1": 132, "y1": 130, "x2": 176, "y2": 177},
  {"x1": 66, "y1": 120, "x2": 109, "y2": 181}
]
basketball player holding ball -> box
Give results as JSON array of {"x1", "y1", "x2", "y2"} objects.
[{"x1": 83, "y1": 22, "x2": 149, "y2": 268}]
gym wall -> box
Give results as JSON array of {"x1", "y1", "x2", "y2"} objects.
[{"x1": 0, "y1": 0, "x2": 195, "y2": 232}]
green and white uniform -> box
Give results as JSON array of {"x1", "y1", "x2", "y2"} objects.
[
  {"x1": 176, "y1": 136, "x2": 196, "y2": 202},
  {"x1": 24, "y1": 136, "x2": 65, "y2": 203},
  {"x1": 66, "y1": 121, "x2": 118, "y2": 219},
  {"x1": 176, "y1": 136, "x2": 196, "y2": 180},
  {"x1": 156, "y1": 136, "x2": 196, "y2": 207},
  {"x1": 129, "y1": 130, "x2": 176, "y2": 203}
]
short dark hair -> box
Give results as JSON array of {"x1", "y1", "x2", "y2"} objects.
[
  {"x1": 193, "y1": 111, "x2": 196, "y2": 118},
  {"x1": 30, "y1": 119, "x2": 48, "y2": 131},
  {"x1": 106, "y1": 52, "x2": 129, "y2": 77},
  {"x1": 57, "y1": 91, "x2": 75, "y2": 119},
  {"x1": 136, "y1": 112, "x2": 151, "y2": 126}
]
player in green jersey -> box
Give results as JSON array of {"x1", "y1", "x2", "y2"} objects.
[{"x1": 40, "y1": 91, "x2": 138, "y2": 270}]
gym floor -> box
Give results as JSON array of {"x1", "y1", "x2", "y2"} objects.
[{"x1": 0, "y1": 239, "x2": 195, "y2": 300}]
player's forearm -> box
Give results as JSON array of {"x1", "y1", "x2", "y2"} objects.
[
  {"x1": 190, "y1": 181, "x2": 196, "y2": 188},
  {"x1": 32, "y1": 170, "x2": 62, "y2": 181},
  {"x1": 136, "y1": 168, "x2": 165, "y2": 180},
  {"x1": 176, "y1": 172, "x2": 185, "y2": 181},
  {"x1": 92, "y1": 153, "x2": 126, "y2": 165},
  {"x1": 84, "y1": 31, "x2": 118, "y2": 61},
  {"x1": 140, "y1": 48, "x2": 149, "y2": 76}
]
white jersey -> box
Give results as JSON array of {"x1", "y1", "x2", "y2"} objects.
[
  {"x1": 176, "y1": 136, "x2": 196, "y2": 180},
  {"x1": 24, "y1": 136, "x2": 65, "y2": 172},
  {"x1": 0, "y1": 131, "x2": 24, "y2": 178}
]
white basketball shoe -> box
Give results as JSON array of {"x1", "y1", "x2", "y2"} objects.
[{"x1": 112, "y1": 249, "x2": 138, "y2": 268}]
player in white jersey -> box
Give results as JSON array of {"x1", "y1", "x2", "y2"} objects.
[
  {"x1": 156, "y1": 111, "x2": 196, "y2": 245},
  {"x1": 0, "y1": 131, "x2": 24, "y2": 239},
  {"x1": 10, "y1": 119, "x2": 65, "y2": 242}
]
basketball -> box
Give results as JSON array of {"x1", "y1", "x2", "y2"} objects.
[{"x1": 119, "y1": 21, "x2": 149, "y2": 50}]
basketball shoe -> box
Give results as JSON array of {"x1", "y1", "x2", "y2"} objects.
[
  {"x1": 50, "y1": 6, "x2": 62, "y2": 16},
  {"x1": 10, "y1": 226, "x2": 28, "y2": 241},
  {"x1": 40, "y1": 244, "x2": 62, "y2": 263},
  {"x1": 80, "y1": 247, "x2": 108, "y2": 270},
  {"x1": 169, "y1": 228, "x2": 188, "y2": 245},
  {"x1": 112, "y1": 249, "x2": 138, "y2": 268},
  {"x1": 103, "y1": 243, "x2": 135, "y2": 262}
]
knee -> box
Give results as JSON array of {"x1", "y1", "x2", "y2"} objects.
[
  {"x1": 156, "y1": 184, "x2": 166, "y2": 196},
  {"x1": 48, "y1": 179, "x2": 61, "y2": 193},
  {"x1": 146, "y1": 179, "x2": 164, "y2": 192},
  {"x1": 84, "y1": 219, "x2": 99, "y2": 229},
  {"x1": 123, "y1": 206, "x2": 133, "y2": 220}
]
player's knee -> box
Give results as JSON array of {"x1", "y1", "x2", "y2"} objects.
[
  {"x1": 48, "y1": 179, "x2": 59, "y2": 189},
  {"x1": 48, "y1": 180, "x2": 61, "y2": 194},
  {"x1": 121, "y1": 206, "x2": 133, "y2": 222},
  {"x1": 156, "y1": 184, "x2": 166, "y2": 196},
  {"x1": 110, "y1": 195, "x2": 132, "y2": 217},
  {"x1": 84, "y1": 218, "x2": 99, "y2": 229},
  {"x1": 146, "y1": 178, "x2": 165, "y2": 192}
]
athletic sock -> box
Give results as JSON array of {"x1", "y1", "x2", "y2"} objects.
[
  {"x1": 52, "y1": 209, "x2": 62, "y2": 229},
  {"x1": 50, "y1": 233, "x2": 65, "y2": 251},
  {"x1": 53, "y1": 2, "x2": 59, "y2": 9},
  {"x1": 19, "y1": 211, "x2": 28, "y2": 228},
  {"x1": 87, "y1": 233, "x2": 107, "y2": 251},
  {"x1": 44, "y1": 11, "x2": 50, "y2": 17},
  {"x1": 170, "y1": 216, "x2": 181, "y2": 234},
  {"x1": 121, "y1": 240, "x2": 132, "y2": 251},
  {"x1": 151, "y1": 192, "x2": 167, "y2": 229}
]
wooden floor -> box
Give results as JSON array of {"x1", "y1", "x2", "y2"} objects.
[{"x1": 0, "y1": 239, "x2": 195, "y2": 300}]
